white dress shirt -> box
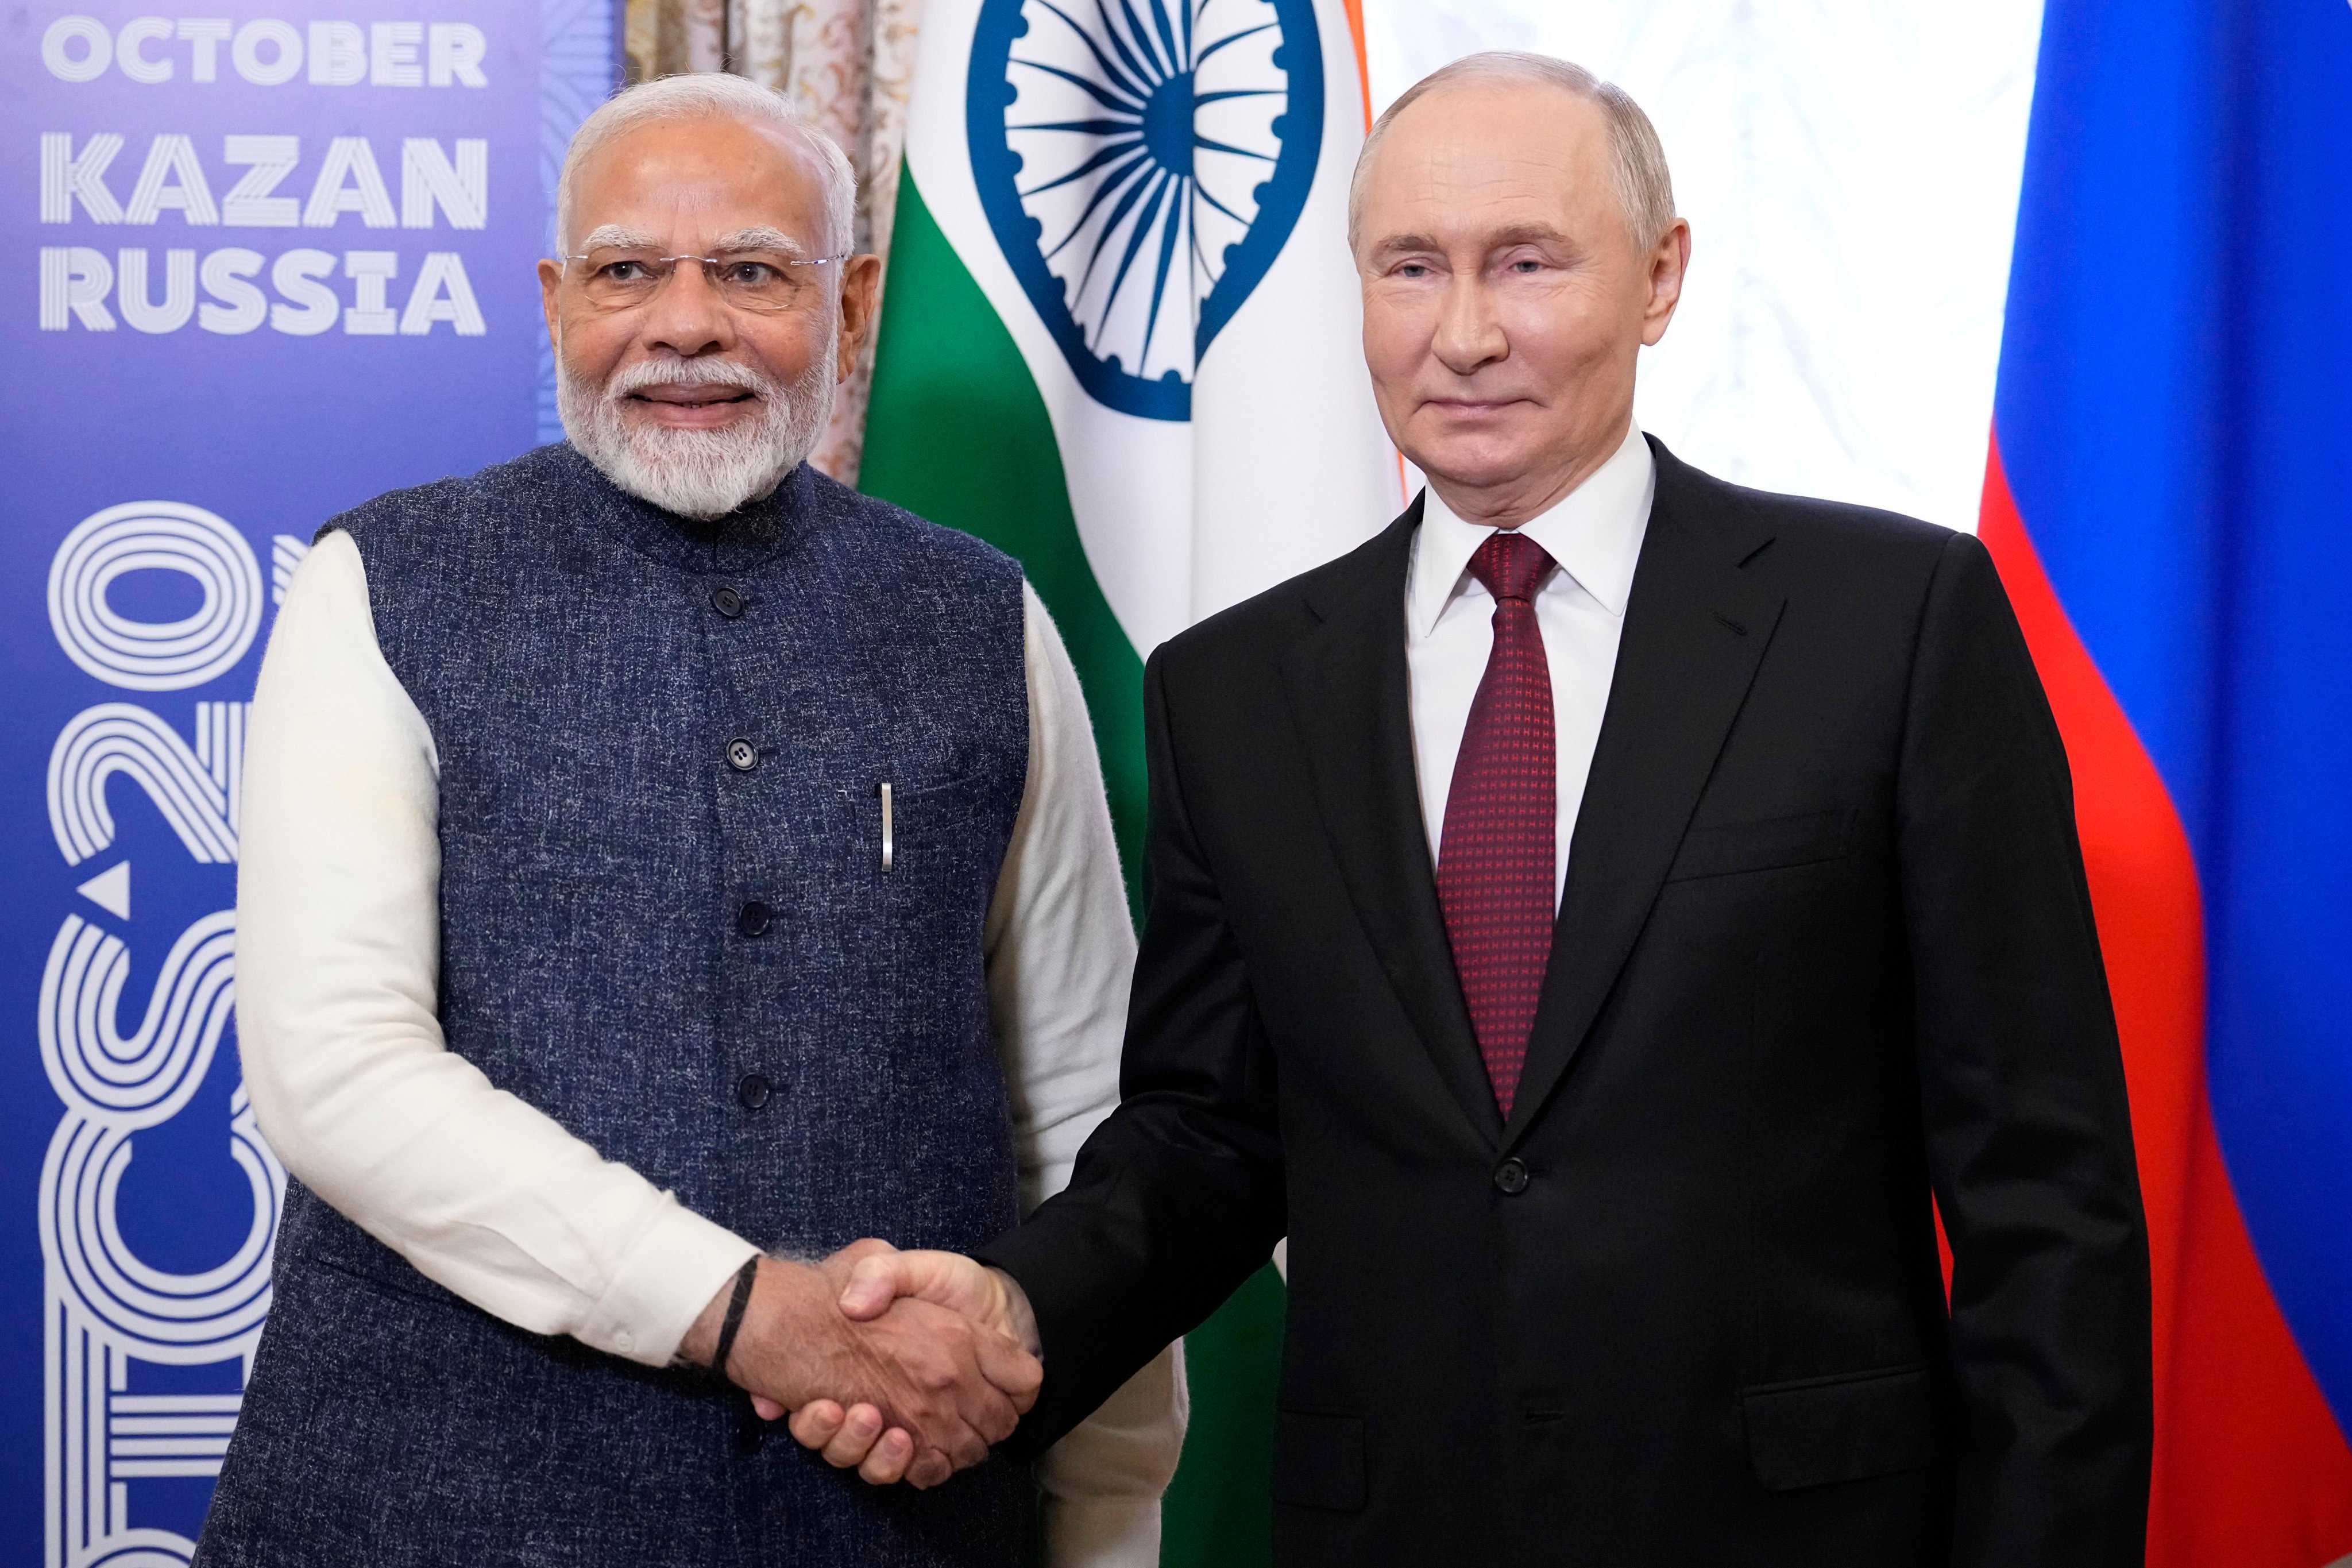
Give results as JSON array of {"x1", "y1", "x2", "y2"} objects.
[
  {"x1": 1405, "y1": 422, "x2": 1656, "y2": 898},
  {"x1": 237, "y1": 530, "x2": 1183, "y2": 1566}
]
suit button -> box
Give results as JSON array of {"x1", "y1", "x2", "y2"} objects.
[
  {"x1": 736, "y1": 1073, "x2": 771, "y2": 1110},
  {"x1": 736, "y1": 900, "x2": 771, "y2": 937},
  {"x1": 725, "y1": 738, "x2": 759, "y2": 773},
  {"x1": 712, "y1": 586, "x2": 746, "y2": 618},
  {"x1": 1494, "y1": 1158, "x2": 1530, "y2": 1195}
]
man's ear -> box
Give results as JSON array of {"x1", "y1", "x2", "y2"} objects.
[
  {"x1": 538, "y1": 258, "x2": 564, "y2": 354},
  {"x1": 1640, "y1": 219, "x2": 1691, "y2": 348},
  {"x1": 837, "y1": 254, "x2": 885, "y2": 383}
]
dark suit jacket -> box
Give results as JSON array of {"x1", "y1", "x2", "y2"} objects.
[{"x1": 979, "y1": 440, "x2": 2152, "y2": 1566}]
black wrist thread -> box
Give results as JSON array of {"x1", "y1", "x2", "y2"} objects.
[{"x1": 711, "y1": 1255, "x2": 760, "y2": 1384}]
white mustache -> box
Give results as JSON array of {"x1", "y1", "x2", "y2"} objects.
[{"x1": 605, "y1": 358, "x2": 777, "y2": 400}]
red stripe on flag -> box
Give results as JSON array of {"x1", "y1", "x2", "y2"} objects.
[{"x1": 1978, "y1": 437, "x2": 2352, "y2": 1567}]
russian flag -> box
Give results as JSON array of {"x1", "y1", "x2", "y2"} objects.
[{"x1": 1982, "y1": 0, "x2": 2352, "y2": 1560}]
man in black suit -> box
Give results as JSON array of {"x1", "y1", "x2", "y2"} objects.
[{"x1": 791, "y1": 50, "x2": 2152, "y2": 1565}]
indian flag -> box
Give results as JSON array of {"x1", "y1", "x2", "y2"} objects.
[{"x1": 859, "y1": 0, "x2": 1390, "y2": 1558}]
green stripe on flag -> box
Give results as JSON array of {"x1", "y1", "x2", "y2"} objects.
[{"x1": 863, "y1": 172, "x2": 1284, "y2": 1568}]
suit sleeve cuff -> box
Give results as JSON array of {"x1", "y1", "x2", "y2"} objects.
[
  {"x1": 578, "y1": 1199, "x2": 759, "y2": 1366},
  {"x1": 974, "y1": 1227, "x2": 1125, "y2": 1451}
]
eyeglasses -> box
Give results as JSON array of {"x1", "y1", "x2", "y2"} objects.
[{"x1": 561, "y1": 249, "x2": 852, "y2": 314}]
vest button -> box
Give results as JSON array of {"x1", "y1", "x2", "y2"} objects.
[
  {"x1": 712, "y1": 586, "x2": 746, "y2": 619},
  {"x1": 725, "y1": 739, "x2": 759, "y2": 773},
  {"x1": 1494, "y1": 1158, "x2": 1531, "y2": 1196},
  {"x1": 736, "y1": 1073, "x2": 772, "y2": 1111},
  {"x1": 735, "y1": 900, "x2": 771, "y2": 938}
]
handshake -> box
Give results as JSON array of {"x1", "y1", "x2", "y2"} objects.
[{"x1": 681, "y1": 1240, "x2": 1041, "y2": 1489}]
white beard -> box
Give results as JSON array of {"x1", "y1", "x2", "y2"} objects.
[{"x1": 558, "y1": 330, "x2": 837, "y2": 520}]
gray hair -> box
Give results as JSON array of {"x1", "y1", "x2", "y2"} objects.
[
  {"x1": 556, "y1": 72, "x2": 856, "y2": 256},
  {"x1": 1350, "y1": 52, "x2": 1677, "y2": 251}
]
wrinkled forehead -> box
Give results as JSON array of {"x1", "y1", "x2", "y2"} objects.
[
  {"x1": 569, "y1": 115, "x2": 830, "y2": 251},
  {"x1": 1360, "y1": 84, "x2": 1621, "y2": 245}
]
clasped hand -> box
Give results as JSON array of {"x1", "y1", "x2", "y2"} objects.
[{"x1": 687, "y1": 1241, "x2": 1039, "y2": 1489}]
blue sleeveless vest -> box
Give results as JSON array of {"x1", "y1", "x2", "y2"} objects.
[{"x1": 198, "y1": 446, "x2": 1034, "y2": 1567}]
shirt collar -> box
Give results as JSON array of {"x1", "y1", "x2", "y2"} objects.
[{"x1": 1407, "y1": 421, "x2": 1656, "y2": 638}]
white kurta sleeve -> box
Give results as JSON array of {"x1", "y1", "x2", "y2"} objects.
[
  {"x1": 987, "y1": 583, "x2": 1189, "y2": 1568},
  {"x1": 237, "y1": 531, "x2": 756, "y2": 1368}
]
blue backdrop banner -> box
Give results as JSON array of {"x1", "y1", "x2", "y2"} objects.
[{"x1": 0, "y1": 5, "x2": 611, "y2": 1561}]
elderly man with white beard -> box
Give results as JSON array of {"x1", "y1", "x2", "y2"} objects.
[{"x1": 192, "y1": 73, "x2": 1183, "y2": 1568}]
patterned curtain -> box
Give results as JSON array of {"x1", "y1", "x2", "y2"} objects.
[{"x1": 620, "y1": 0, "x2": 926, "y2": 484}]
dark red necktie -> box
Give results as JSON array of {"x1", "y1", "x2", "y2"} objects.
[{"x1": 1435, "y1": 530, "x2": 1558, "y2": 1117}]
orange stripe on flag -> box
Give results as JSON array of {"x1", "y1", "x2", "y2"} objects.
[
  {"x1": 1335, "y1": 0, "x2": 1403, "y2": 504},
  {"x1": 1341, "y1": 0, "x2": 1372, "y2": 130}
]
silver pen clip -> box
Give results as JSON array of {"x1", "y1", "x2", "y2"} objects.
[{"x1": 880, "y1": 781, "x2": 893, "y2": 872}]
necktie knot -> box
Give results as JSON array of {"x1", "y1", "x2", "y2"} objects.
[{"x1": 1468, "y1": 530, "x2": 1554, "y2": 605}]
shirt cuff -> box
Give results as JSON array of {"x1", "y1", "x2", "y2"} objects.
[
  {"x1": 1042, "y1": 1495, "x2": 1163, "y2": 1568},
  {"x1": 577, "y1": 1196, "x2": 760, "y2": 1366}
]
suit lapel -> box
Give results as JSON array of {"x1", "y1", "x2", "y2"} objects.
[
  {"x1": 1281, "y1": 500, "x2": 1506, "y2": 1148},
  {"x1": 1504, "y1": 444, "x2": 1786, "y2": 1145}
]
